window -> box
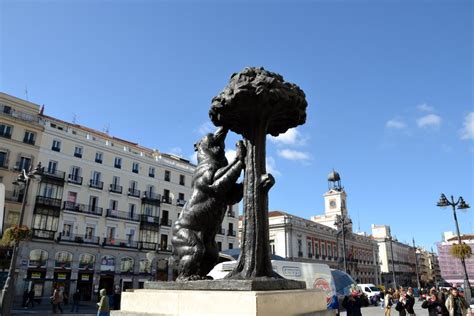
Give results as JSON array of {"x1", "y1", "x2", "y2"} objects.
[
  {"x1": 107, "y1": 227, "x2": 116, "y2": 240},
  {"x1": 129, "y1": 204, "x2": 136, "y2": 218},
  {"x1": 160, "y1": 234, "x2": 168, "y2": 250},
  {"x1": 52, "y1": 140, "x2": 61, "y2": 152},
  {"x1": 0, "y1": 151, "x2": 8, "y2": 168},
  {"x1": 298, "y1": 239, "x2": 302, "y2": 256},
  {"x1": 91, "y1": 171, "x2": 101, "y2": 187},
  {"x1": 163, "y1": 189, "x2": 170, "y2": 203},
  {"x1": 85, "y1": 226, "x2": 95, "y2": 240},
  {"x1": 132, "y1": 162, "x2": 139, "y2": 174},
  {"x1": 0, "y1": 124, "x2": 12, "y2": 138},
  {"x1": 270, "y1": 240, "x2": 276, "y2": 254},
  {"x1": 17, "y1": 156, "x2": 31, "y2": 171},
  {"x1": 33, "y1": 214, "x2": 59, "y2": 231},
  {"x1": 130, "y1": 180, "x2": 137, "y2": 190},
  {"x1": 23, "y1": 131, "x2": 36, "y2": 145},
  {"x1": 109, "y1": 199, "x2": 118, "y2": 211},
  {"x1": 217, "y1": 242, "x2": 222, "y2": 252},
  {"x1": 179, "y1": 175, "x2": 185, "y2": 186},
  {"x1": 74, "y1": 146, "x2": 83, "y2": 158},
  {"x1": 228, "y1": 243, "x2": 233, "y2": 249},
  {"x1": 307, "y1": 241, "x2": 312, "y2": 256},
  {"x1": 315, "y1": 241, "x2": 320, "y2": 256},
  {"x1": 95, "y1": 152, "x2": 103, "y2": 164},
  {"x1": 47, "y1": 160, "x2": 58, "y2": 174},
  {"x1": 149, "y1": 167, "x2": 155, "y2": 178},
  {"x1": 114, "y1": 157, "x2": 122, "y2": 169},
  {"x1": 69, "y1": 166, "x2": 81, "y2": 183},
  {"x1": 327, "y1": 243, "x2": 332, "y2": 257},
  {"x1": 164, "y1": 170, "x2": 170, "y2": 182},
  {"x1": 321, "y1": 242, "x2": 326, "y2": 256},
  {"x1": 62, "y1": 223, "x2": 73, "y2": 237}
]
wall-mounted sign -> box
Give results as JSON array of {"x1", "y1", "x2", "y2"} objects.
[
  {"x1": 57, "y1": 273, "x2": 67, "y2": 280},
  {"x1": 81, "y1": 274, "x2": 90, "y2": 281},
  {"x1": 31, "y1": 272, "x2": 42, "y2": 279}
]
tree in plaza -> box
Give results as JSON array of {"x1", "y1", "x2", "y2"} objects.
[
  {"x1": 210, "y1": 67, "x2": 307, "y2": 279},
  {"x1": 450, "y1": 243, "x2": 472, "y2": 260}
]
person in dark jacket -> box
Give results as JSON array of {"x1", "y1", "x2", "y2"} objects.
[
  {"x1": 342, "y1": 287, "x2": 363, "y2": 316},
  {"x1": 71, "y1": 289, "x2": 81, "y2": 312},
  {"x1": 26, "y1": 289, "x2": 35, "y2": 308},
  {"x1": 395, "y1": 289, "x2": 415, "y2": 316},
  {"x1": 422, "y1": 291, "x2": 449, "y2": 316}
]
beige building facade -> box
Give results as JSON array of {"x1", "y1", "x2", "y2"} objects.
[{"x1": 0, "y1": 92, "x2": 239, "y2": 302}]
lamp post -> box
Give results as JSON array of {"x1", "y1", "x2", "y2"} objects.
[
  {"x1": 0, "y1": 163, "x2": 43, "y2": 315},
  {"x1": 335, "y1": 214, "x2": 352, "y2": 274},
  {"x1": 436, "y1": 193, "x2": 471, "y2": 304},
  {"x1": 389, "y1": 236, "x2": 397, "y2": 290},
  {"x1": 413, "y1": 238, "x2": 421, "y2": 289}
]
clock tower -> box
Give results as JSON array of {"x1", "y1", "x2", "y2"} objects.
[{"x1": 311, "y1": 169, "x2": 352, "y2": 230}]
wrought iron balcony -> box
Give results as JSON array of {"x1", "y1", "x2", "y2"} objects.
[
  {"x1": 139, "y1": 241, "x2": 158, "y2": 251},
  {"x1": 43, "y1": 169, "x2": 65, "y2": 181},
  {"x1": 161, "y1": 196, "x2": 173, "y2": 204},
  {"x1": 142, "y1": 192, "x2": 161, "y2": 205},
  {"x1": 63, "y1": 201, "x2": 103, "y2": 216},
  {"x1": 89, "y1": 179, "x2": 103, "y2": 190},
  {"x1": 139, "y1": 214, "x2": 160, "y2": 224},
  {"x1": 158, "y1": 244, "x2": 172, "y2": 252},
  {"x1": 106, "y1": 209, "x2": 139, "y2": 222},
  {"x1": 176, "y1": 199, "x2": 186, "y2": 207},
  {"x1": 109, "y1": 184, "x2": 123, "y2": 194},
  {"x1": 128, "y1": 188, "x2": 140, "y2": 198},
  {"x1": 227, "y1": 210, "x2": 236, "y2": 218},
  {"x1": 67, "y1": 174, "x2": 83, "y2": 185},
  {"x1": 36, "y1": 195, "x2": 62, "y2": 209},
  {"x1": 103, "y1": 238, "x2": 138, "y2": 249},
  {"x1": 32, "y1": 229, "x2": 56, "y2": 240},
  {"x1": 217, "y1": 227, "x2": 225, "y2": 235},
  {"x1": 160, "y1": 218, "x2": 172, "y2": 227},
  {"x1": 227, "y1": 229, "x2": 236, "y2": 237},
  {"x1": 59, "y1": 233, "x2": 100, "y2": 245},
  {"x1": 23, "y1": 137, "x2": 35, "y2": 146}
]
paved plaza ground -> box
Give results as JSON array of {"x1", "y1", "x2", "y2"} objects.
[{"x1": 340, "y1": 300, "x2": 425, "y2": 316}]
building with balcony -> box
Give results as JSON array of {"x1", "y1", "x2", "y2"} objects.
[
  {"x1": 371, "y1": 224, "x2": 417, "y2": 288},
  {"x1": 257, "y1": 171, "x2": 380, "y2": 285},
  {"x1": 437, "y1": 232, "x2": 474, "y2": 286},
  {"x1": 0, "y1": 92, "x2": 240, "y2": 302}
]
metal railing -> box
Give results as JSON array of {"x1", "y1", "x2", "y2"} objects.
[
  {"x1": 158, "y1": 244, "x2": 172, "y2": 252},
  {"x1": 32, "y1": 229, "x2": 56, "y2": 240},
  {"x1": 139, "y1": 214, "x2": 160, "y2": 224},
  {"x1": 63, "y1": 201, "x2": 103, "y2": 216},
  {"x1": 109, "y1": 184, "x2": 123, "y2": 194},
  {"x1": 89, "y1": 179, "x2": 104, "y2": 190},
  {"x1": 67, "y1": 174, "x2": 83, "y2": 185},
  {"x1": 139, "y1": 241, "x2": 158, "y2": 250},
  {"x1": 43, "y1": 169, "x2": 65, "y2": 180},
  {"x1": 36, "y1": 196, "x2": 62, "y2": 208},
  {"x1": 176, "y1": 199, "x2": 186, "y2": 207},
  {"x1": 103, "y1": 238, "x2": 138, "y2": 249},
  {"x1": 160, "y1": 218, "x2": 172, "y2": 227},
  {"x1": 60, "y1": 233, "x2": 100, "y2": 245},
  {"x1": 106, "y1": 209, "x2": 140, "y2": 222},
  {"x1": 227, "y1": 229, "x2": 236, "y2": 237},
  {"x1": 161, "y1": 196, "x2": 173, "y2": 204},
  {"x1": 128, "y1": 188, "x2": 140, "y2": 197}
]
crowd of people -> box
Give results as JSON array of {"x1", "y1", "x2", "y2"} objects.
[{"x1": 342, "y1": 285, "x2": 470, "y2": 316}]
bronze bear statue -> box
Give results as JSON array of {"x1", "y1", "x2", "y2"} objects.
[{"x1": 171, "y1": 127, "x2": 245, "y2": 281}]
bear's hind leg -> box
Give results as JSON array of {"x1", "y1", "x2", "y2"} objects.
[{"x1": 173, "y1": 227, "x2": 205, "y2": 281}]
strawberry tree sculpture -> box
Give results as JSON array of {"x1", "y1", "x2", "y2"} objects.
[{"x1": 210, "y1": 67, "x2": 307, "y2": 279}]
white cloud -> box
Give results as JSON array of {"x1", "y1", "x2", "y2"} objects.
[
  {"x1": 385, "y1": 119, "x2": 407, "y2": 129},
  {"x1": 266, "y1": 156, "x2": 281, "y2": 177},
  {"x1": 225, "y1": 149, "x2": 236, "y2": 162},
  {"x1": 269, "y1": 128, "x2": 306, "y2": 146},
  {"x1": 197, "y1": 121, "x2": 215, "y2": 135},
  {"x1": 460, "y1": 112, "x2": 474, "y2": 140},
  {"x1": 277, "y1": 149, "x2": 310, "y2": 161},
  {"x1": 417, "y1": 114, "x2": 442, "y2": 128},
  {"x1": 416, "y1": 103, "x2": 434, "y2": 112}
]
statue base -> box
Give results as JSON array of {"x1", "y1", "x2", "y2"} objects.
[
  {"x1": 144, "y1": 278, "x2": 306, "y2": 291},
  {"x1": 112, "y1": 287, "x2": 334, "y2": 316}
]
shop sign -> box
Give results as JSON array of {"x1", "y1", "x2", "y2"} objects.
[
  {"x1": 81, "y1": 274, "x2": 90, "y2": 281},
  {"x1": 31, "y1": 272, "x2": 42, "y2": 279},
  {"x1": 57, "y1": 273, "x2": 67, "y2": 280}
]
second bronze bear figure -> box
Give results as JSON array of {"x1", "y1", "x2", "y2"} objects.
[{"x1": 171, "y1": 127, "x2": 245, "y2": 281}]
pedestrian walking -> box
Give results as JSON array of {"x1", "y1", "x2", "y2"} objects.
[
  {"x1": 71, "y1": 289, "x2": 81, "y2": 313},
  {"x1": 97, "y1": 288, "x2": 110, "y2": 316},
  {"x1": 445, "y1": 287, "x2": 469, "y2": 316},
  {"x1": 26, "y1": 288, "x2": 35, "y2": 308},
  {"x1": 51, "y1": 286, "x2": 64, "y2": 314},
  {"x1": 384, "y1": 289, "x2": 394, "y2": 316},
  {"x1": 113, "y1": 288, "x2": 121, "y2": 310},
  {"x1": 422, "y1": 290, "x2": 449, "y2": 316},
  {"x1": 406, "y1": 288, "x2": 416, "y2": 316},
  {"x1": 22, "y1": 289, "x2": 29, "y2": 308},
  {"x1": 342, "y1": 286, "x2": 363, "y2": 316}
]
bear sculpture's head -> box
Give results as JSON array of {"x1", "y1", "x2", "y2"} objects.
[{"x1": 194, "y1": 127, "x2": 228, "y2": 167}]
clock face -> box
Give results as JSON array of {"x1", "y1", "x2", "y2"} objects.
[{"x1": 329, "y1": 200, "x2": 337, "y2": 209}]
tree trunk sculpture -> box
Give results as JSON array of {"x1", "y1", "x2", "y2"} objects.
[{"x1": 210, "y1": 67, "x2": 307, "y2": 279}]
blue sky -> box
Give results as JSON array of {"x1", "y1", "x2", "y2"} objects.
[{"x1": 1, "y1": 0, "x2": 472, "y2": 251}]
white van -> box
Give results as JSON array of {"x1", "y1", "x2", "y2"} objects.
[
  {"x1": 357, "y1": 283, "x2": 381, "y2": 299},
  {"x1": 208, "y1": 260, "x2": 339, "y2": 311}
]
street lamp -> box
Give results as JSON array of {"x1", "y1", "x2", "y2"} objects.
[
  {"x1": 334, "y1": 214, "x2": 352, "y2": 274},
  {"x1": 388, "y1": 236, "x2": 397, "y2": 290},
  {"x1": 0, "y1": 163, "x2": 43, "y2": 315},
  {"x1": 437, "y1": 193, "x2": 471, "y2": 304},
  {"x1": 413, "y1": 238, "x2": 421, "y2": 289}
]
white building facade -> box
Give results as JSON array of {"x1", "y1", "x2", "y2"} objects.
[{"x1": 0, "y1": 92, "x2": 239, "y2": 301}]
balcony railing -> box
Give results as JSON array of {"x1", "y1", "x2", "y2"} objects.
[
  {"x1": 139, "y1": 241, "x2": 158, "y2": 250},
  {"x1": 36, "y1": 195, "x2": 62, "y2": 209},
  {"x1": 32, "y1": 229, "x2": 56, "y2": 240},
  {"x1": 60, "y1": 233, "x2": 100, "y2": 245},
  {"x1": 139, "y1": 214, "x2": 160, "y2": 224},
  {"x1": 103, "y1": 238, "x2": 138, "y2": 249},
  {"x1": 227, "y1": 210, "x2": 236, "y2": 218},
  {"x1": 43, "y1": 169, "x2": 65, "y2": 180},
  {"x1": 67, "y1": 174, "x2": 83, "y2": 185},
  {"x1": 158, "y1": 244, "x2": 172, "y2": 252},
  {"x1": 62, "y1": 201, "x2": 103, "y2": 216},
  {"x1": 23, "y1": 137, "x2": 35, "y2": 145},
  {"x1": 227, "y1": 229, "x2": 236, "y2": 237},
  {"x1": 162, "y1": 196, "x2": 173, "y2": 204},
  {"x1": 89, "y1": 179, "x2": 104, "y2": 190},
  {"x1": 0, "y1": 104, "x2": 39, "y2": 123},
  {"x1": 106, "y1": 209, "x2": 140, "y2": 222},
  {"x1": 217, "y1": 228, "x2": 225, "y2": 235},
  {"x1": 176, "y1": 199, "x2": 186, "y2": 207},
  {"x1": 128, "y1": 188, "x2": 140, "y2": 198},
  {"x1": 109, "y1": 184, "x2": 123, "y2": 194},
  {"x1": 160, "y1": 218, "x2": 172, "y2": 227}
]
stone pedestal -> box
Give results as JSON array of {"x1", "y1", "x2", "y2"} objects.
[{"x1": 112, "y1": 288, "x2": 334, "y2": 316}]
